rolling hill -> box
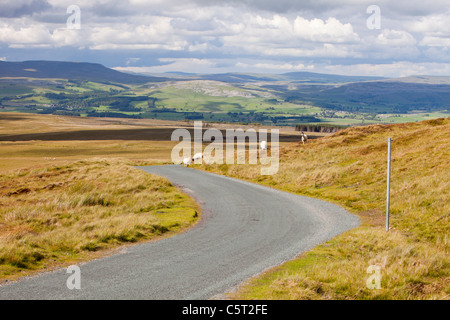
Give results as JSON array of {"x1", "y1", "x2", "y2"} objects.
[
  {"x1": 134, "y1": 69, "x2": 450, "y2": 113},
  {"x1": 0, "y1": 61, "x2": 166, "y2": 84},
  {"x1": 300, "y1": 80, "x2": 450, "y2": 113}
]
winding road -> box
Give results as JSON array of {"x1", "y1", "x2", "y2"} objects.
[{"x1": 0, "y1": 165, "x2": 359, "y2": 300}]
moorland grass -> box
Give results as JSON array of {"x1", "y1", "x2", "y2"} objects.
[
  {"x1": 198, "y1": 118, "x2": 450, "y2": 299},
  {"x1": 0, "y1": 159, "x2": 200, "y2": 281}
]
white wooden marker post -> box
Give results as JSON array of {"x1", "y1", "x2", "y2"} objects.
[{"x1": 386, "y1": 138, "x2": 391, "y2": 231}]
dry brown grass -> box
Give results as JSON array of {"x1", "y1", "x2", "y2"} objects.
[
  {"x1": 198, "y1": 118, "x2": 450, "y2": 299},
  {"x1": 0, "y1": 113, "x2": 186, "y2": 171},
  {"x1": 0, "y1": 159, "x2": 200, "y2": 282},
  {"x1": 0, "y1": 112, "x2": 307, "y2": 171}
]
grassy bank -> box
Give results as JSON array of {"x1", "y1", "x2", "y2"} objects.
[
  {"x1": 0, "y1": 159, "x2": 200, "y2": 282},
  {"x1": 198, "y1": 118, "x2": 449, "y2": 299}
]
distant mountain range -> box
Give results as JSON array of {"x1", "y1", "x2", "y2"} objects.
[
  {"x1": 0, "y1": 60, "x2": 386, "y2": 84},
  {"x1": 136, "y1": 70, "x2": 386, "y2": 84}
]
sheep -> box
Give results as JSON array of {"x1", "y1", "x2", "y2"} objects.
[
  {"x1": 183, "y1": 157, "x2": 191, "y2": 166},
  {"x1": 192, "y1": 152, "x2": 203, "y2": 163},
  {"x1": 300, "y1": 132, "x2": 308, "y2": 145},
  {"x1": 260, "y1": 140, "x2": 267, "y2": 151}
]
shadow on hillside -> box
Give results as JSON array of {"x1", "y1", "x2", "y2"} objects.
[
  {"x1": 0, "y1": 128, "x2": 316, "y2": 143},
  {"x1": 0, "y1": 114, "x2": 30, "y2": 122}
]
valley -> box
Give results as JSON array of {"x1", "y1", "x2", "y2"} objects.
[{"x1": 1, "y1": 61, "x2": 448, "y2": 128}]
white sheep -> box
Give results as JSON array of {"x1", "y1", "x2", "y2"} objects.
[
  {"x1": 183, "y1": 157, "x2": 191, "y2": 166},
  {"x1": 260, "y1": 140, "x2": 267, "y2": 150},
  {"x1": 192, "y1": 152, "x2": 203, "y2": 163},
  {"x1": 301, "y1": 132, "x2": 308, "y2": 145}
]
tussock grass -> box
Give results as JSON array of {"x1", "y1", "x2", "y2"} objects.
[
  {"x1": 0, "y1": 159, "x2": 200, "y2": 281},
  {"x1": 199, "y1": 118, "x2": 450, "y2": 299}
]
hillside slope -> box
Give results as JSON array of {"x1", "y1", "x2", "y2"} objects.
[
  {"x1": 199, "y1": 118, "x2": 450, "y2": 299},
  {"x1": 307, "y1": 81, "x2": 450, "y2": 113},
  {"x1": 0, "y1": 61, "x2": 166, "y2": 84}
]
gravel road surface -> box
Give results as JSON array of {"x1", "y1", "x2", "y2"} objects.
[{"x1": 0, "y1": 165, "x2": 359, "y2": 300}]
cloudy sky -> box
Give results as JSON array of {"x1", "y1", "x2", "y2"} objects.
[{"x1": 0, "y1": 0, "x2": 449, "y2": 77}]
